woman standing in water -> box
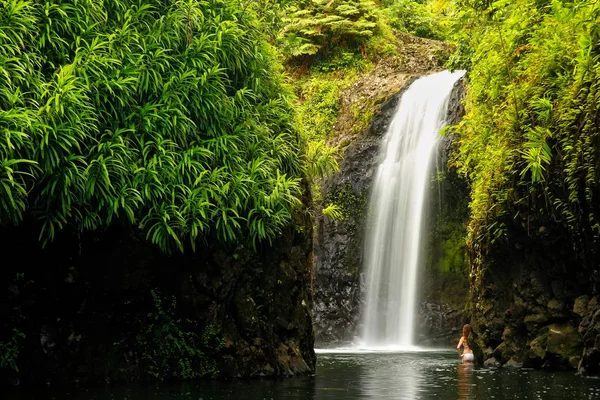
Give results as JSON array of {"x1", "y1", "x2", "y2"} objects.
[{"x1": 457, "y1": 324, "x2": 474, "y2": 364}]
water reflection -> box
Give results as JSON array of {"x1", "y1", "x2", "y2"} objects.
[
  {"x1": 312, "y1": 353, "x2": 363, "y2": 399},
  {"x1": 359, "y1": 352, "x2": 419, "y2": 399},
  {"x1": 6, "y1": 351, "x2": 600, "y2": 400},
  {"x1": 457, "y1": 363, "x2": 475, "y2": 400}
]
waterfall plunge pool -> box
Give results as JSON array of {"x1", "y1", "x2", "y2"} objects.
[
  {"x1": 5, "y1": 71, "x2": 598, "y2": 399},
  {"x1": 6, "y1": 351, "x2": 599, "y2": 400}
]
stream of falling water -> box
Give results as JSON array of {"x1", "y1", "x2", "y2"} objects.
[{"x1": 360, "y1": 70, "x2": 465, "y2": 349}]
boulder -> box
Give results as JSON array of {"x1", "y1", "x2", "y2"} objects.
[
  {"x1": 546, "y1": 323, "x2": 583, "y2": 368},
  {"x1": 505, "y1": 358, "x2": 523, "y2": 368},
  {"x1": 573, "y1": 295, "x2": 590, "y2": 318},
  {"x1": 524, "y1": 313, "x2": 550, "y2": 332},
  {"x1": 483, "y1": 357, "x2": 501, "y2": 367}
]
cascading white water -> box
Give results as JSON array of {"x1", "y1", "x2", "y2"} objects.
[{"x1": 360, "y1": 70, "x2": 465, "y2": 349}]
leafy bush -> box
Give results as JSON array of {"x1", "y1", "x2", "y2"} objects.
[
  {"x1": 306, "y1": 140, "x2": 340, "y2": 178},
  {"x1": 383, "y1": 0, "x2": 445, "y2": 39},
  {"x1": 0, "y1": 0, "x2": 304, "y2": 253}
]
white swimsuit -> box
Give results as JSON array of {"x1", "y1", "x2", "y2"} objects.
[{"x1": 463, "y1": 353, "x2": 474, "y2": 362}]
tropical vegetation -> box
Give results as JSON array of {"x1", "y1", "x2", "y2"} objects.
[
  {"x1": 0, "y1": 0, "x2": 307, "y2": 253},
  {"x1": 448, "y1": 0, "x2": 600, "y2": 268},
  {"x1": 0, "y1": 0, "x2": 445, "y2": 252}
]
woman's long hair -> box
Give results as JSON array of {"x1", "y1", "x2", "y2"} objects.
[{"x1": 462, "y1": 324, "x2": 471, "y2": 339}]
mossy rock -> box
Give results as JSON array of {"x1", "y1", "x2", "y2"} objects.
[
  {"x1": 505, "y1": 358, "x2": 523, "y2": 368},
  {"x1": 492, "y1": 342, "x2": 513, "y2": 364},
  {"x1": 524, "y1": 313, "x2": 550, "y2": 332},
  {"x1": 546, "y1": 323, "x2": 583, "y2": 368},
  {"x1": 525, "y1": 332, "x2": 548, "y2": 367},
  {"x1": 573, "y1": 295, "x2": 591, "y2": 318},
  {"x1": 529, "y1": 333, "x2": 547, "y2": 358}
]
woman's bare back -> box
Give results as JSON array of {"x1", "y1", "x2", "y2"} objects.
[{"x1": 458, "y1": 336, "x2": 472, "y2": 353}]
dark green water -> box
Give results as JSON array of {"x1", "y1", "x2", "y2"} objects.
[{"x1": 6, "y1": 350, "x2": 600, "y2": 399}]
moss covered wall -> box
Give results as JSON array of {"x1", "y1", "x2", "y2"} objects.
[
  {"x1": 418, "y1": 158, "x2": 470, "y2": 346},
  {"x1": 468, "y1": 216, "x2": 600, "y2": 373}
]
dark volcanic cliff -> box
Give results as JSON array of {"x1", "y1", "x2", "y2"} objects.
[
  {"x1": 313, "y1": 89, "x2": 406, "y2": 345},
  {"x1": 0, "y1": 206, "x2": 315, "y2": 385},
  {"x1": 470, "y1": 209, "x2": 600, "y2": 374}
]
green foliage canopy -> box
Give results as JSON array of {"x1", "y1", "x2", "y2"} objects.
[{"x1": 0, "y1": 0, "x2": 305, "y2": 253}]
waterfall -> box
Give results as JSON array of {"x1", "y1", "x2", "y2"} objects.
[{"x1": 360, "y1": 70, "x2": 465, "y2": 349}]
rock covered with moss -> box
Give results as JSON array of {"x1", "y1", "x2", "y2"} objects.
[{"x1": 418, "y1": 78, "x2": 470, "y2": 346}]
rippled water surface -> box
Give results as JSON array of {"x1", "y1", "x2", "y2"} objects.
[{"x1": 6, "y1": 350, "x2": 600, "y2": 399}]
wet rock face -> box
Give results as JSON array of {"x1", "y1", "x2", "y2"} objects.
[
  {"x1": 313, "y1": 77, "x2": 470, "y2": 347},
  {"x1": 417, "y1": 302, "x2": 466, "y2": 346},
  {"x1": 313, "y1": 91, "x2": 403, "y2": 346},
  {"x1": 445, "y1": 78, "x2": 466, "y2": 127},
  {"x1": 0, "y1": 209, "x2": 315, "y2": 385},
  {"x1": 574, "y1": 296, "x2": 600, "y2": 374}
]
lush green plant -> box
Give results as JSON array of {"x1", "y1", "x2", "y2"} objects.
[
  {"x1": 137, "y1": 290, "x2": 223, "y2": 380},
  {"x1": 450, "y1": 0, "x2": 600, "y2": 265},
  {"x1": 322, "y1": 203, "x2": 344, "y2": 220},
  {"x1": 305, "y1": 140, "x2": 340, "y2": 177},
  {"x1": 0, "y1": 329, "x2": 25, "y2": 372},
  {"x1": 279, "y1": 0, "x2": 380, "y2": 61},
  {"x1": 0, "y1": 0, "x2": 305, "y2": 253},
  {"x1": 325, "y1": 183, "x2": 367, "y2": 220},
  {"x1": 383, "y1": 0, "x2": 445, "y2": 39},
  {"x1": 278, "y1": 0, "x2": 444, "y2": 63}
]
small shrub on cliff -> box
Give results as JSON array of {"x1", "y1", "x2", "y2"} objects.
[
  {"x1": 306, "y1": 140, "x2": 340, "y2": 177},
  {"x1": 0, "y1": 329, "x2": 25, "y2": 372},
  {"x1": 322, "y1": 203, "x2": 344, "y2": 220},
  {"x1": 137, "y1": 290, "x2": 223, "y2": 380}
]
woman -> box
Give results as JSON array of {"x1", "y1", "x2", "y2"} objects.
[{"x1": 457, "y1": 324, "x2": 474, "y2": 364}]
